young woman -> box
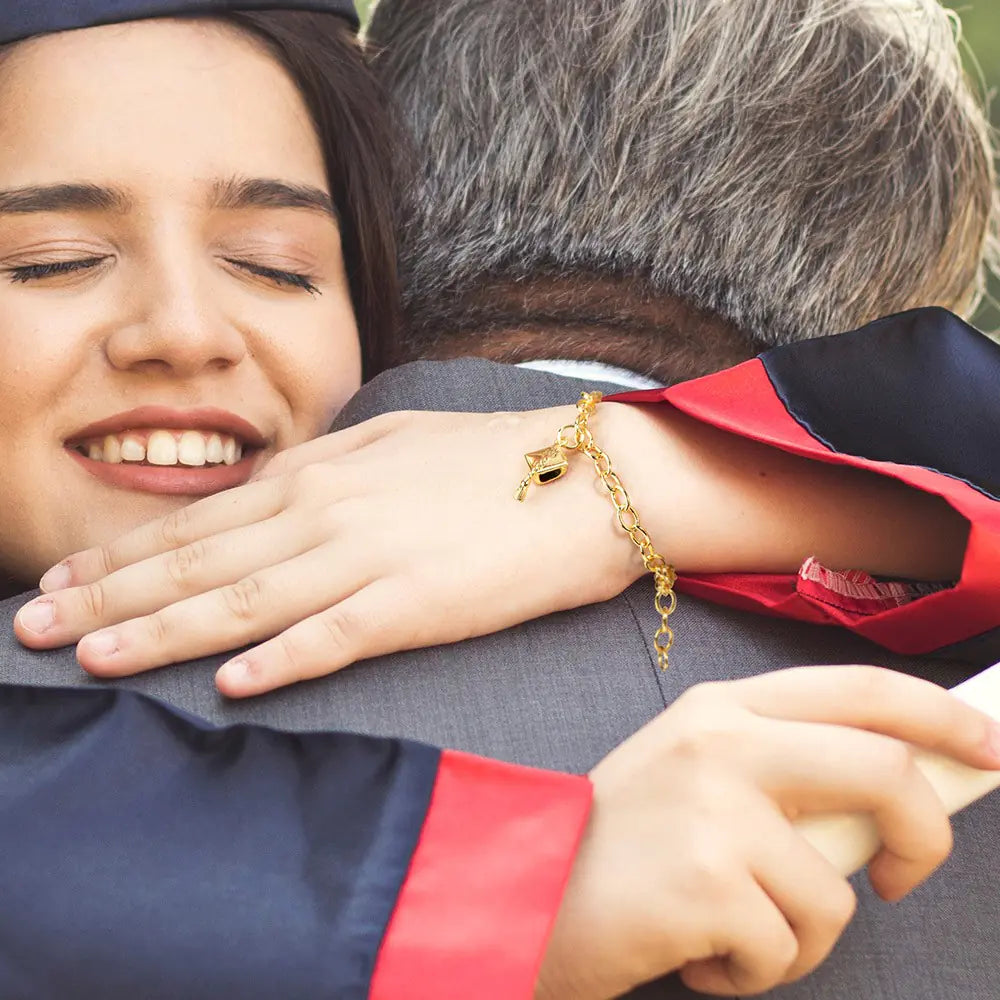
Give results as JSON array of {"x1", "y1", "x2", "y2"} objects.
[
  {"x1": 4, "y1": 5, "x2": 1000, "y2": 1000},
  {"x1": 0, "y1": 6, "x2": 987, "y2": 698}
]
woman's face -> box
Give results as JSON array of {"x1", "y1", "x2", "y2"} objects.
[{"x1": 0, "y1": 18, "x2": 361, "y2": 584}]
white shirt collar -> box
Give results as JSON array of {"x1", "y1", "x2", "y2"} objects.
[{"x1": 516, "y1": 359, "x2": 664, "y2": 390}]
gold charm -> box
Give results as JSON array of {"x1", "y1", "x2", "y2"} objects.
[
  {"x1": 513, "y1": 390, "x2": 678, "y2": 669},
  {"x1": 515, "y1": 445, "x2": 568, "y2": 501},
  {"x1": 525, "y1": 445, "x2": 569, "y2": 484}
]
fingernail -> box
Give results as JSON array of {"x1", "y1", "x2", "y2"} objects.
[
  {"x1": 17, "y1": 599, "x2": 54, "y2": 635},
  {"x1": 39, "y1": 562, "x2": 72, "y2": 593},
  {"x1": 217, "y1": 659, "x2": 254, "y2": 691},
  {"x1": 79, "y1": 629, "x2": 119, "y2": 659}
]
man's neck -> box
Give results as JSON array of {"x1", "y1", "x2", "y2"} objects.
[{"x1": 397, "y1": 277, "x2": 761, "y2": 384}]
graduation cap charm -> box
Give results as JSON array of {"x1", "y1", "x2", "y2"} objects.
[
  {"x1": 515, "y1": 445, "x2": 569, "y2": 501},
  {"x1": 525, "y1": 445, "x2": 569, "y2": 484}
]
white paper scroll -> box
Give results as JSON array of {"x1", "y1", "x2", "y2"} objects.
[{"x1": 794, "y1": 662, "x2": 1000, "y2": 876}]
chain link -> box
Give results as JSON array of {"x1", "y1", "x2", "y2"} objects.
[{"x1": 516, "y1": 391, "x2": 678, "y2": 670}]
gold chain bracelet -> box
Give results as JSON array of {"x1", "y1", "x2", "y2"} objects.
[{"x1": 515, "y1": 391, "x2": 678, "y2": 670}]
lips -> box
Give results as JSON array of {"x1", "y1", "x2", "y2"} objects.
[
  {"x1": 64, "y1": 406, "x2": 269, "y2": 496},
  {"x1": 67, "y1": 448, "x2": 260, "y2": 495},
  {"x1": 66, "y1": 406, "x2": 267, "y2": 448}
]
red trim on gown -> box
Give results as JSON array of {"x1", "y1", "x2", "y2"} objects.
[
  {"x1": 611, "y1": 359, "x2": 1000, "y2": 655},
  {"x1": 370, "y1": 750, "x2": 592, "y2": 1000}
]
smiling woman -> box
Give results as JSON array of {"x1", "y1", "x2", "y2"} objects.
[{"x1": 0, "y1": 12, "x2": 400, "y2": 585}]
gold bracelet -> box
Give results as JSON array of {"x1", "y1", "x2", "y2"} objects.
[{"x1": 515, "y1": 391, "x2": 678, "y2": 670}]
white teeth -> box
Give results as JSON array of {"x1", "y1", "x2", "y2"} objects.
[
  {"x1": 81, "y1": 430, "x2": 247, "y2": 466},
  {"x1": 120, "y1": 436, "x2": 146, "y2": 463},
  {"x1": 103, "y1": 435, "x2": 122, "y2": 464},
  {"x1": 177, "y1": 431, "x2": 207, "y2": 467},
  {"x1": 206, "y1": 434, "x2": 225, "y2": 465},
  {"x1": 146, "y1": 430, "x2": 178, "y2": 466}
]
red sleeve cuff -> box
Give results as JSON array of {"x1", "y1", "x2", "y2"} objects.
[
  {"x1": 369, "y1": 750, "x2": 592, "y2": 1000},
  {"x1": 609, "y1": 364, "x2": 1000, "y2": 655}
]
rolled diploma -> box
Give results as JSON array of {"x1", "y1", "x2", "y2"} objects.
[{"x1": 794, "y1": 662, "x2": 1000, "y2": 876}]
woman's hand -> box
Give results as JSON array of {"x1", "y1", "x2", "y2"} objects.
[
  {"x1": 14, "y1": 397, "x2": 968, "y2": 696},
  {"x1": 14, "y1": 406, "x2": 646, "y2": 696}
]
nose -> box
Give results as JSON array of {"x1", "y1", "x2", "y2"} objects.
[{"x1": 104, "y1": 254, "x2": 247, "y2": 378}]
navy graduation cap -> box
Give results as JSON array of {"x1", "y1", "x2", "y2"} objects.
[{"x1": 1, "y1": 0, "x2": 360, "y2": 45}]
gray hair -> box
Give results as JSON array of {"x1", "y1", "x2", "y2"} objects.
[{"x1": 367, "y1": 0, "x2": 998, "y2": 362}]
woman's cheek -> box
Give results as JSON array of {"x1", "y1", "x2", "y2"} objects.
[
  {"x1": 0, "y1": 307, "x2": 71, "y2": 580},
  {"x1": 276, "y1": 299, "x2": 362, "y2": 444}
]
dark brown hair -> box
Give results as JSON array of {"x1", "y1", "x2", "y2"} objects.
[{"x1": 223, "y1": 10, "x2": 402, "y2": 377}]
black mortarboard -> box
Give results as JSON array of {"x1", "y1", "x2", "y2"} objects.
[{"x1": 1, "y1": 1, "x2": 360, "y2": 46}]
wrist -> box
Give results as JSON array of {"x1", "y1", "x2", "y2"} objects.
[
  {"x1": 534, "y1": 820, "x2": 604, "y2": 1000},
  {"x1": 513, "y1": 403, "x2": 648, "y2": 594},
  {"x1": 589, "y1": 400, "x2": 683, "y2": 572}
]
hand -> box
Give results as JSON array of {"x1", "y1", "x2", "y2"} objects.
[
  {"x1": 14, "y1": 397, "x2": 967, "y2": 696},
  {"x1": 14, "y1": 406, "x2": 644, "y2": 695},
  {"x1": 536, "y1": 666, "x2": 1000, "y2": 999}
]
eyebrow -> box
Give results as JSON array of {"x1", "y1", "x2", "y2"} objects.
[
  {"x1": 0, "y1": 177, "x2": 338, "y2": 221},
  {"x1": 211, "y1": 177, "x2": 338, "y2": 221},
  {"x1": 0, "y1": 183, "x2": 132, "y2": 215}
]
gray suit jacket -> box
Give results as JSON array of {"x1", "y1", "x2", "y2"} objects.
[{"x1": 1, "y1": 359, "x2": 996, "y2": 998}]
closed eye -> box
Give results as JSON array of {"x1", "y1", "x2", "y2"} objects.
[
  {"x1": 224, "y1": 258, "x2": 320, "y2": 296},
  {"x1": 6, "y1": 258, "x2": 107, "y2": 283}
]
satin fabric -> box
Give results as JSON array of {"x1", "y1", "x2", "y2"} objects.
[{"x1": 1, "y1": 0, "x2": 359, "y2": 46}]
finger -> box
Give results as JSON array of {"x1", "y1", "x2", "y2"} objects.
[
  {"x1": 38, "y1": 476, "x2": 287, "y2": 591},
  {"x1": 74, "y1": 541, "x2": 371, "y2": 678},
  {"x1": 749, "y1": 806, "x2": 857, "y2": 983},
  {"x1": 215, "y1": 578, "x2": 406, "y2": 697},
  {"x1": 680, "y1": 878, "x2": 799, "y2": 996},
  {"x1": 745, "y1": 718, "x2": 954, "y2": 902},
  {"x1": 252, "y1": 412, "x2": 400, "y2": 480},
  {"x1": 16, "y1": 509, "x2": 314, "y2": 650},
  {"x1": 729, "y1": 664, "x2": 1000, "y2": 771}
]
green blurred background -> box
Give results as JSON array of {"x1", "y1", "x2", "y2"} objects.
[
  {"x1": 355, "y1": 0, "x2": 999, "y2": 328},
  {"x1": 954, "y1": 4, "x2": 1000, "y2": 329}
]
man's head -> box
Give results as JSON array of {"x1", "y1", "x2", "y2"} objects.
[{"x1": 368, "y1": 0, "x2": 998, "y2": 382}]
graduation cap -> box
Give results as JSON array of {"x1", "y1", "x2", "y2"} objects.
[{"x1": 1, "y1": 1, "x2": 360, "y2": 47}]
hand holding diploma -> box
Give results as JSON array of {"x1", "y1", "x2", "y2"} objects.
[
  {"x1": 537, "y1": 665, "x2": 1000, "y2": 1000},
  {"x1": 797, "y1": 661, "x2": 1000, "y2": 876}
]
